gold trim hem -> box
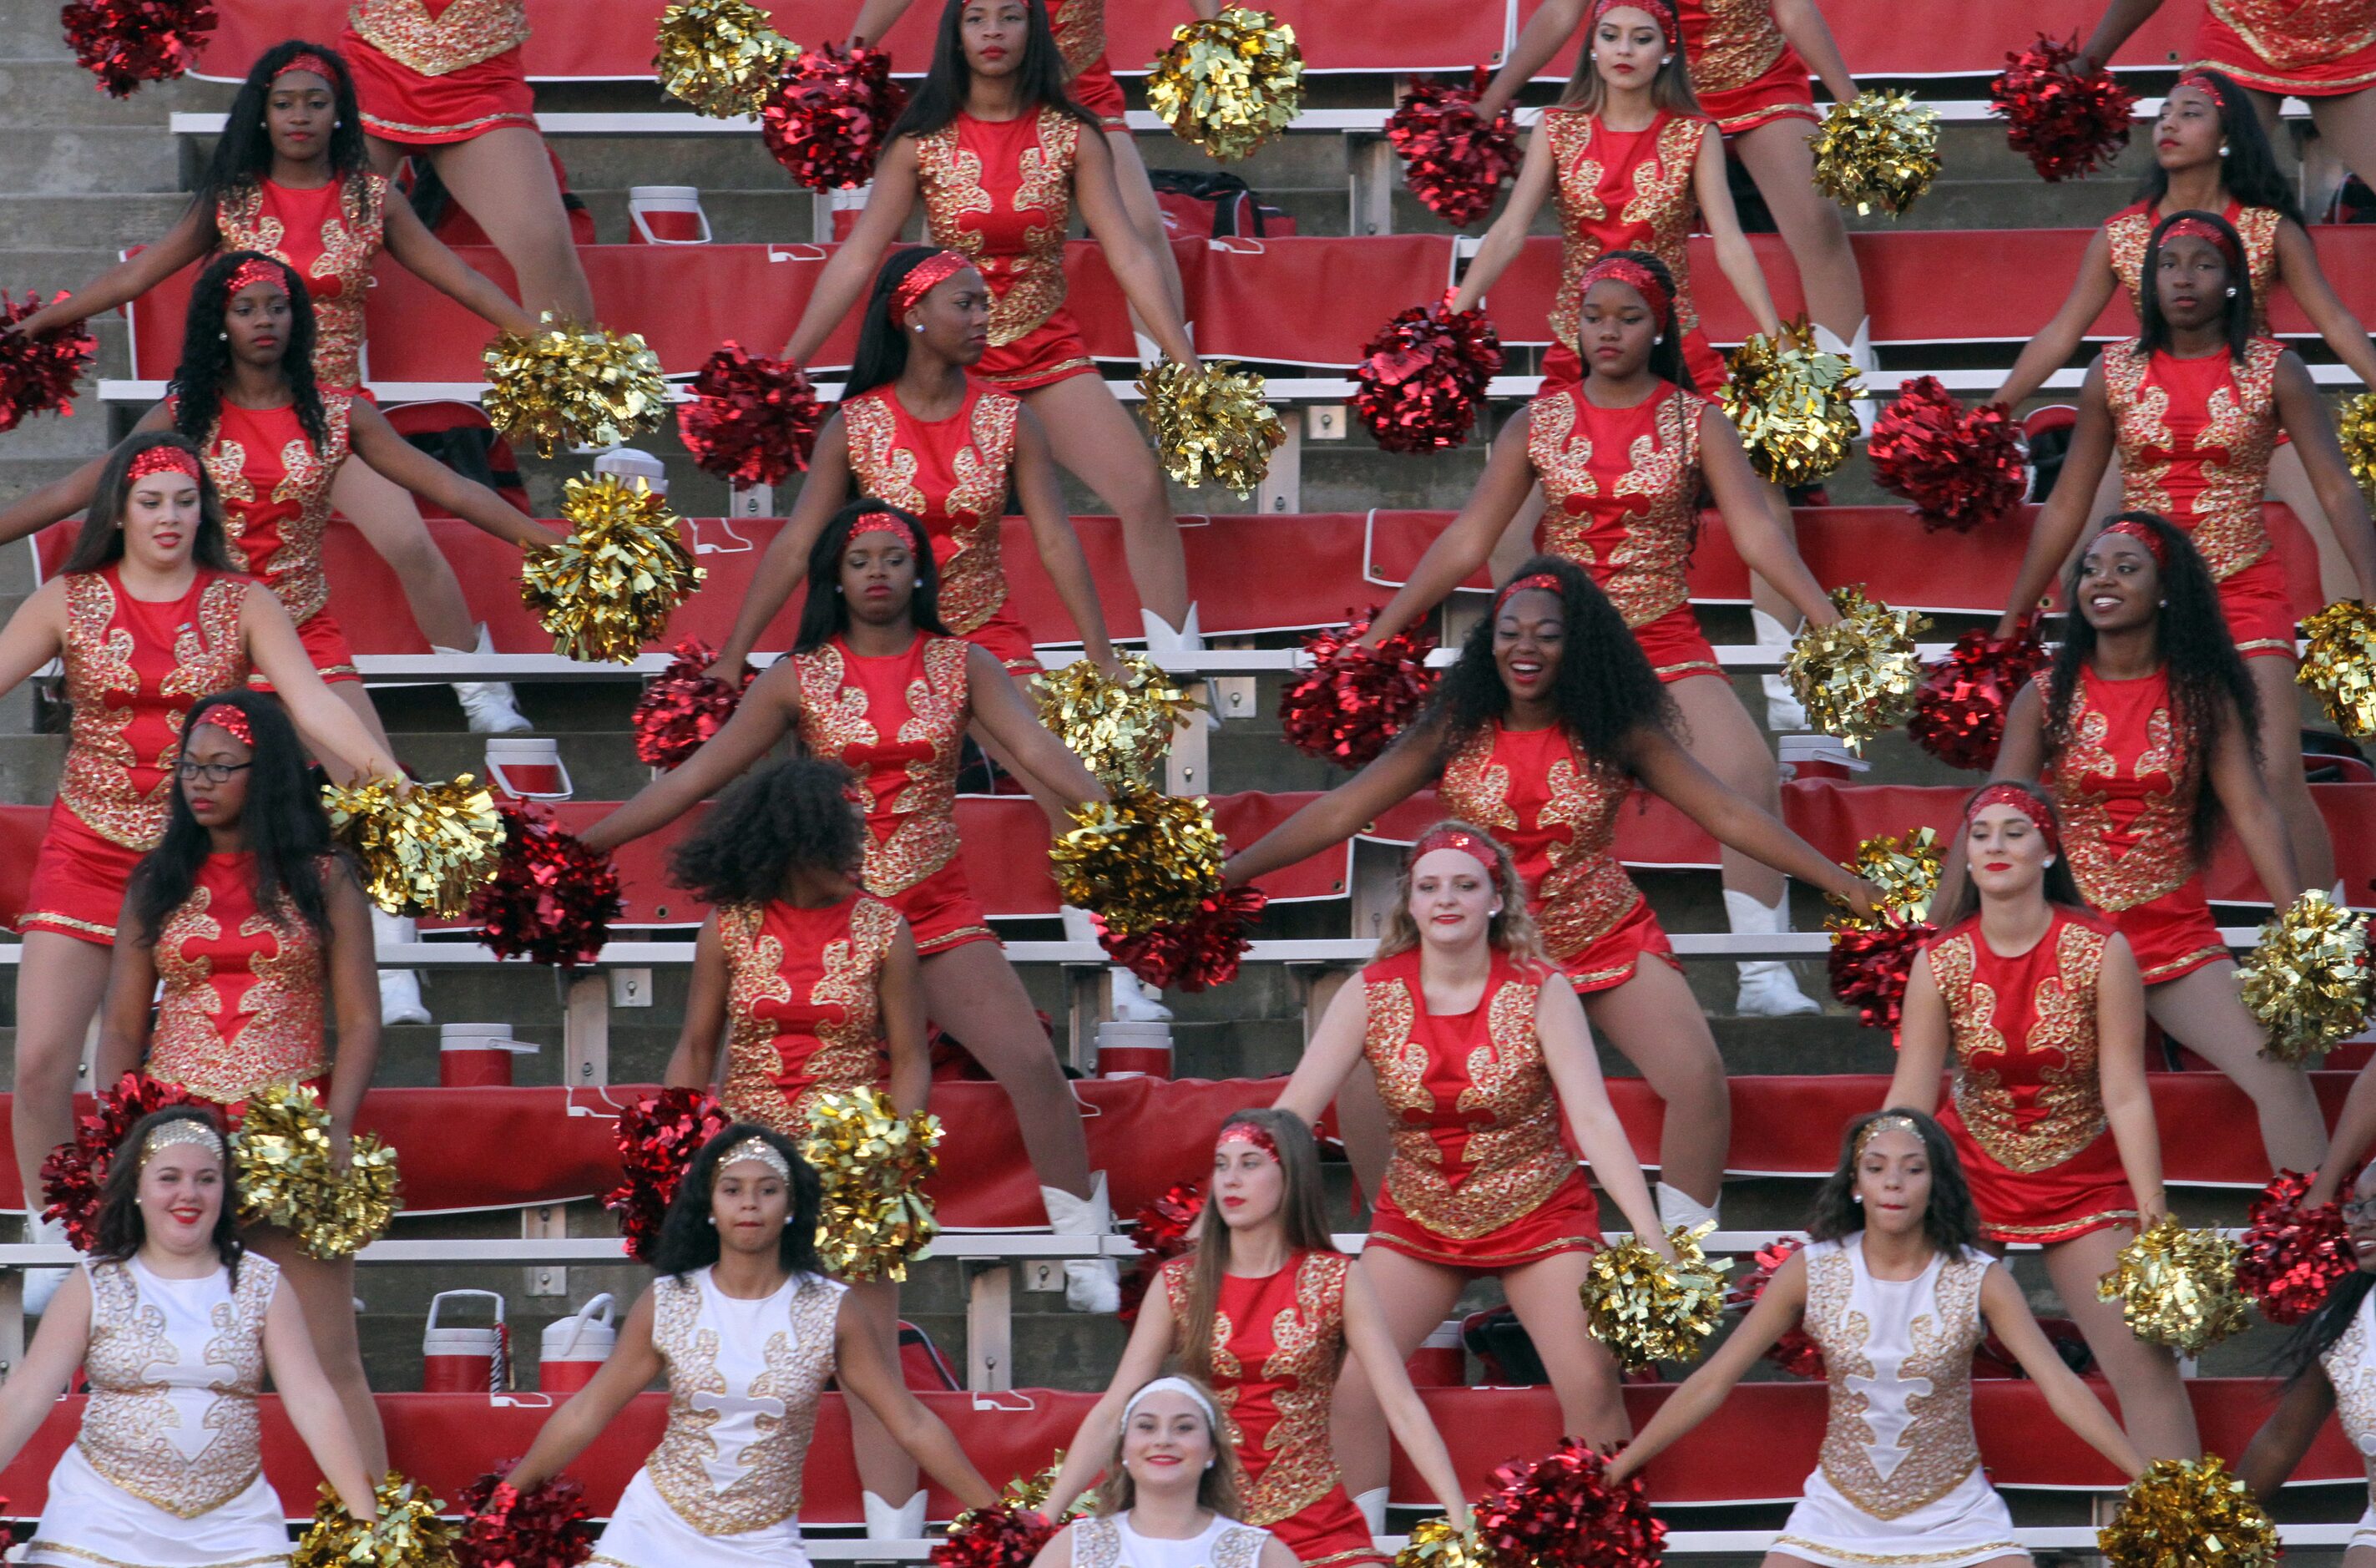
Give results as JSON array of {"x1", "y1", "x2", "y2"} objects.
[
  {"x1": 25, "y1": 1545, "x2": 288, "y2": 1568},
  {"x1": 2140, "y1": 945, "x2": 2228, "y2": 984},
  {"x1": 18, "y1": 911, "x2": 118, "y2": 942},
  {"x1": 1771, "y1": 1535, "x2": 2025, "y2": 1565},
  {"x1": 360, "y1": 109, "x2": 535, "y2": 139}
]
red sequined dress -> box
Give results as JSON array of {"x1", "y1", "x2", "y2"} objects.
[
  {"x1": 1358, "y1": 946, "x2": 1600, "y2": 1269},
  {"x1": 2033, "y1": 665, "x2": 2228, "y2": 985},
  {"x1": 213, "y1": 175, "x2": 390, "y2": 395},
  {"x1": 841, "y1": 383, "x2": 1038, "y2": 673},
  {"x1": 1678, "y1": 0, "x2": 1818, "y2": 134},
  {"x1": 342, "y1": 0, "x2": 535, "y2": 145},
  {"x1": 145, "y1": 852, "x2": 331, "y2": 1107},
  {"x1": 1525, "y1": 381, "x2": 1721, "y2": 680},
  {"x1": 1434, "y1": 721, "x2": 1677, "y2": 992},
  {"x1": 2101, "y1": 335, "x2": 2295, "y2": 656},
  {"x1": 715, "y1": 893, "x2": 904, "y2": 1135},
  {"x1": 1923, "y1": 909, "x2": 2138, "y2": 1244},
  {"x1": 2192, "y1": 0, "x2": 2376, "y2": 95},
  {"x1": 1049, "y1": 0, "x2": 1126, "y2": 128},
  {"x1": 192, "y1": 397, "x2": 361, "y2": 684},
  {"x1": 914, "y1": 108, "x2": 1095, "y2": 392},
  {"x1": 1535, "y1": 107, "x2": 1726, "y2": 392},
  {"x1": 1157, "y1": 1252, "x2": 1384, "y2": 1568},
  {"x1": 791, "y1": 634, "x2": 995, "y2": 955},
  {"x1": 21, "y1": 567, "x2": 251, "y2": 946}
]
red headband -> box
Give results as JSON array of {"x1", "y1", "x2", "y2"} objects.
[
  {"x1": 1965, "y1": 783, "x2": 2058, "y2": 855},
  {"x1": 226, "y1": 256, "x2": 290, "y2": 297},
  {"x1": 1494, "y1": 570, "x2": 1562, "y2": 610},
  {"x1": 1407, "y1": 825, "x2": 1499, "y2": 876},
  {"x1": 1592, "y1": 0, "x2": 1676, "y2": 45},
  {"x1": 2158, "y1": 215, "x2": 2242, "y2": 272},
  {"x1": 890, "y1": 250, "x2": 971, "y2": 322},
  {"x1": 2172, "y1": 69, "x2": 2222, "y2": 105},
  {"x1": 848, "y1": 508, "x2": 918, "y2": 546},
  {"x1": 1216, "y1": 1121, "x2": 1279, "y2": 1158},
  {"x1": 273, "y1": 51, "x2": 336, "y2": 82},
  {"x1": 128, "y1": 446, "x2": 201, "y2": 482},
  {"x1": 1580, "y1": 255, "x2": 1672, "y2": 331},
  {"x1": 194, "y1": 705, "x2": 255, "y2": 747},
  {"x1": 2101, "y1": 517, "x2": 2170, "y2": 568}
]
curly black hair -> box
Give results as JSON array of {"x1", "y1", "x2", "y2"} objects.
[
  {"x1": 889, "y1": 0, "x2": 1098, "y2": 144},
  {"x1": 1805, "y1": 1107, "x2": 1983, "y2": 1256},
  {"x1": 2042, "y1": 511, "x2": 2260, "y2": 866},
  {"x1": 91, "y1": 1106, "x2": 245, "y2": 1282},
  {"x1": 127, "y1": 690, "x2": 340, "y2": 948},
  {"x1": 2135, "y1": 68, "x2": 2303, "y2": 225},
  {"x1": 649, "y1": 1122, "x2": 825, "y2": 1279},
  {"x1": 60, "y1": 431, "x2": 237, "y2": 575},
  {"x1": 1928, "y1": 780, "x2": 2089, "y2": 930},
  {"x1": 792, "y1": 499, "x2": 951, "y2": 653},
  {"x1": 1585, "y1": 250, "x2": 1695, "y2": 394},
  {"x1": 2137, "y1": 209, "x2": 2256, "y2": 362},
  {"x1": 1420, "y1": 554, "x2": 1677, "y2": 767},
  {"x1": 172, "y1": 250, "x2": 329, "y2": 456},
  {"x1": 196, "y1": 41, "x2": 372, "y2": 210},
  {"x1": 669, "y1": 756, "x2": 867, "y2": 906}
]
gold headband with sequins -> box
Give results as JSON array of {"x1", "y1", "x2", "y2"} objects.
[
  {"x1": 714, "y1": 1136, "x2": 791, "y2": 1184},
  {"x1": 142, "y1": 1119, "x2": 225, "y2": 1166},
  {"x1": 1853, "y1": 1113, "x2": 1922, "y2": 1162}
]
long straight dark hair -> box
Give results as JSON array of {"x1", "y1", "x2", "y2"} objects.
[
  {"x1": 91, "y1": 1106, "x2": 245, "y2": 1282},
  {"x1": 172, "y1": 250, "x2": 329, "y2": 454},
  {"x1": 2136, "y1": 209, "x2": 2256, "y2": 361},
  {"x1": 125, "y1": 690, "x2": 339, "y2": 948},
  {"x1": 1175, "y1": 1110, "x2": 1337, "y2": 1385},
  {"x1": 887, "y1": 0, "x2": 1098, "y2": 144},
  {"x1": 1929, "y1": 780, "x2": 2089, "y2": 930},
  {"x1": 60, "y1": 431, "x2": 237, "y2": 576},
  {"x1": 2135, "y1": 68, "x2": 2303, "y2": 224},
  {"x1": 1557, "y1": 3, "x2": 1703, "y2": 115},
  {"x1": 791, "y1": 500, "x2": 951, "y2": 654},
  {"x1": 1804, "y1": 1107, "x2": 1983, "y2": 1257},
  {"x1": 196, "y1": 40, "x2": 372, "y2": 210},
  {"x1": 844, "y1": 246, "x2": 966, "y2": 402}
]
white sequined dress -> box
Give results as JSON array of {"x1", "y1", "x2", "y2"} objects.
[
  {"x1": 2318, "y1": 1281, "x2": 2376, "y2": 1548},
  {"x1": 1065, "y1": 1513, "x2": 1271, "y2": 1568}
]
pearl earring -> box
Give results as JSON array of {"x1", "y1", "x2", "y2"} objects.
[
  {"x1": 218, "y1": 331, "x2": 228, "y2": 341},
  {"x1": 2220, "y1": 141, "x2": 2230, "y2": 155},
  {"x1": 912, "y1": 324, "x2": 924, "y2": 333},
  {"x1": 2225, "y1": 286, "x2": 2237, "y2": 296},
  {"x1": 1654, "y1": 333, "x2": 1664, "y2": 343},
  {"x1": 1853, "y1": 1192, "x2": 1864, "y2": 1203}
]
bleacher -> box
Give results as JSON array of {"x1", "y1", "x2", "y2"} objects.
[{"x1": 6, "y1": 0, "x2": 2376, "y2": 1550}]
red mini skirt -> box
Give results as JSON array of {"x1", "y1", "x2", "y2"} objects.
[
  {"x1": 1069, "y1": 58, "x2": 1130, "y2": 129},
  {"x1": 1367, "y1": 1166, "x2": 1601, "y2": 1272},
  {"x1": 963, "y1": 609, "x2": 1043, "y2": 678},
  {"x1": 18, "y1": 804, "x2": 144, "y2": 946},
  {"x1": 247, "y1": 608, "x2": 362, "y2": 690},
  {"x1": 1267, "y1": 1489, "x2": 1389, "y2": 1568},
  {"x1": 1630, "y1": 601, "x2": 1726, "y2": 685},
  {"x1": 344, "y1": 33, "x2": 538, "y2": 144},
  {"x1": 2215, "y1": 552, "x2": 2301, "y2": 660},
  {"x1": 2106, "y1": 880, "x2": 2229, "y2": 987},
  {"x1": 1939, "y1": 1105, "x2": 2139, "y2": 1245},
  {"x1": 980, "y1": 309, "x2": 1099, "y2": 392},
  {"x1": 889, "y1": 860, "x2": 998, "y2": 957},
  {"x1": 2196, "y1": 5, "x2": 2376, "y2": 95},
  {"x1": 1555, "y1": 893, "x2": 1683, "y2": 994}
]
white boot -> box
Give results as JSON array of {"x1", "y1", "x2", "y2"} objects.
[
  {"x1": 1656, "y1": 1181, "x2": 1721, "y2": 1235},
  {"x1": 23, "y1": 1215, "x2": 67, "y2": 1316},
  {"x1": 1061, "y1": 908, "x2": 1174, "y2": 1021},
  {"x1": 440, "y1": 623, "x2": 531, "y2": 735},
  {"x1": 1752, "y1": 608, "x2": 1809, "y2": 734},
  {"x1": 372, "y1": 906, "x2": 432, "y2": 1026},
  {"x1": 1726, "y1": 887, "x2": 1820, "y2": 1018},
  {"x1": 863, "y1": 1491, "x2": 928, "y2": 1541},
  {"x1": 1813, "y1": 319, "x2": 1877, "y2": 437},
  {"x1": 1041, "y1": 1174, "x2": 1120, "y2": 1313},
  {"x1": 1142, "y1": 605, "x2": 1218, "y2": 728},
  {"x1": 1354, "y1": 1487, "x2": 1389, "y2": 1536}
]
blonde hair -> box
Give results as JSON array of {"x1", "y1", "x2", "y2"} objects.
[
  {"x1": 1091, "y1": 1373, "x2": 1246, "y2": 1518},
  {"x1": 1373, "y1": 820, "x2": 1551, "y2": 965},
  {"x1": 1557, "y1": 5, "x2": 1706, "y2": 114},
  {"x1": 1177, "y1": 1110, "x2": 1338, "y2": 1387}
]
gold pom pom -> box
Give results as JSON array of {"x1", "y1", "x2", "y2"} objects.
[
  {"x1": 1719, "y1": 319, "x2": 1863, "y2": 487},
  {"x1": 1050, "y1": 789, "x2": 1227, "y2": 937},
  {"x1": 294, "y1": 1472, "x2": 456, "y2": 1568},
  {"x1": 2340, "y1": 392, "x2": 2376, "y2": 506},
  {"x1": 800, "y1": 1088, "x2": 942, "y2": 1283},
  {"x1": 2237, "y1": 888, "x2": 2372, "y2": 1063},
  {"x1": 523, "y1": 473, "x2": 707, "y2": 665},
  {"x1": 483, "y1": 316, "x2": 668, "y2": 458},
  {"x1": 1811, "y1": 90, "x2": 1941, "y2": 217},
  {"x1": 1395, "y1": 1518, "x2": 1493, "y2": 1568},
  {"x1": 2098, "y1": 1457, "x2": 2279, "y2": 1568},
  {"x1": 2095, "y1": 1216, "x2": 2248, "y2": 1358},
  {"x1": 655, "y1": 0, "x2": 796, "y2": 117},
  {"x1": 322, "y1": 775, "x2": 504, "y2": 919},
  {"x1": 1580, "y1": 1220, "x2": 1732, "y2": 1370},
  {"x1": 232, "y1": 1084, "x2": 404, "y2": 1262},
  {"x1": 1034, "y1": 653, "x2": 1206, "y2": 792},
  {"x1": 1136, "y1": 358, "x2": 1286, "y2": 496},
  {"x1": 1782, "y1": 587, "x2": 1932, "y2": 754},
  {"x1": 2300, "y1": 599, "x2": 2376, "y2": 739},
  {"x1": 1145, "y1": 6, "x2": 1304, "y2": 162},
  {"x1": 1827, "y1": 828, "x2": 1943, "y2": 928}
]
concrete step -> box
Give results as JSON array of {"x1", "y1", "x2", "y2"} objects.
[
  {"x1": 0, "y1": 127, "x2": 184, "y2": 195},
  {"x1": 0, "y1": 190, "x2": 191, "y2": 250}
]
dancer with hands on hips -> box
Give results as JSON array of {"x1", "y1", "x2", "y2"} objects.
[
  {"x1": 1890, "y1": 781, "x2": 2195, "y2": 1461},
  {"x1": 1607, "y1": 1109, "x2": 2148, "y2": 1566},
  {"x1": 1044, "y1": 1110, "x2": 1471, "y2": 1557},
  {"x1": 1031, "y1": 1378, "x2": 1301, "y2": 1568},
  {"x1": 498, "y1": 1125, "x2": 999, "y2": 1568}
]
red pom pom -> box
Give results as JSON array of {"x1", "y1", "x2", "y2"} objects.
[
  {"x1": 458, "y1": 1470, "x2": 596, "y2": 1568},
  {"x1": 760, "y1": 43, "x2": 910, "y2": 192},
  {"x1": 1095, "y1": 887, "x2": 1266, "y2": 994},
  {"x1": 468, "y1": 803, "x2": 624, "y2": 969},
  {"x1": 1386, "y1": 68, "x2": 1520, "y2": 229},
  {"x1": 1280, "y1": 609, "x2": 1440, "y2": 770},
  {"x1": 677, "y1": 343, "x2": 823, "y2": 486},
  {"x1": 60, "y1": 0, "x2": 216, "y2": 95},
  {"x1": 632, "y1": 638, "x2": 749, "y2": 770},
  {"x1": 932, "y1": 1505, "x2": 1059, "y2": 1568},
  {"x1": 41, "y1": 1073, "x2": 200, "y2": 1251},
  {"x1": 1118, "y1": 1181, "x2": 1206, "y2": 1326},
  {"x1": 1908, "y1": 624, "x2": 2050, "y2": 772},
  {"x1": 0, "y1": 293, "x2": 96, "y2": 433},
  {"x1": 1726, "y1": 1237, "x2": 1825, "y2": 1379},
  {"x1": 1868, "y1": 377, "x2": 2025, "y2": 534},
  {"x1": 603, "y1": 1088, "x2": 731, "y2": 1263},
  {"x1": 2237, "y1": 1170, "x2": 2358, "y2": 1324},
  {"x1": 1988, "y1": 33, "x2": 2138, "y2": 183},
  {"x1": 1352, "y1": 293, "x2": 1505, "y2": 455},
  {"x1": 1827, "y1": 913, "x2": 1936, "y2": 1032},
  {"x1": 1475, "y1": 1439, "x2": 1665, "y2": 1568}
]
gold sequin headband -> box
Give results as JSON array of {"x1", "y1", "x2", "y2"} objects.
[
  {"x1": 1853, "y1": 1113, "x2": 1922, "y2": 1162},
  {"x1": 142, "y1": 1118, "x2": 225, "y2": 1167},
  {"x1": 715, "y1": 1136, "x2": 791, "y2": 1184}
]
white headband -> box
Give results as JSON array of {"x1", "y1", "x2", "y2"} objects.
[{"x1": 1122, "y1": 1376, "x2": 1219, "y2": 1431}]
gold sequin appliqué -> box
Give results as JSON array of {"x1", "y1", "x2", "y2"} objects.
[
  {"x1": 2209, "y1": 0, "x2": 2376, "y2": 70},
  {"x1": 1693, "y1": 0, "x2": 1790, "y2": 90},
  {"x1": 2050, "y1": 672, "x2": 2197, "y2": 912},
  {"x1": 349, "y1": 0, "x2": 531, "y2": 75},
  {"x1": 1439, "y1": 726, "x2": 1642, "y2": 965},
  {"x1": 2190, "y1": 338, "x2": 2283, "y2": 579},
  {"x1": 842, "y1": 395, "x2": 928, "y2": 517},
  {"x1": 2322, "y1": 1293, "x2": 2376, "y2": 1505},
  {"x1": 916, "y1": 110, "x2": 1079, "y2": 348},
  {"x1": 937, "y1": 393, "x2": 1022, "y2": 635},
  {"x1": 1806, "y1": 1248, "x2": 1986, "y2": 1521},
  {"x1": 1601, "y1": 389, "x2": 1705, "y2": 628},
  {"x1": 1241, "y1": 1252, "x2": 1353, "y2": 1525},
  {"x1": 1049, "y1": 0, "x2": 1107, "y2": 78},
  {"x1": 880, "y1": 638, "x2": 970, "y2": 892},
  {"x1": 800, "y1": 897, "x2": 901, "y2": 1122},
  {"x1": 61, "y1": 575, "x2": 248, "y2": 849},
  {"x1": 1949, "y1": 923, "x2": 2112, "y2": 1174},
  {"x1": 718, "y1": 903, "x2": 796, "y2": 1131},
  {"x1": 79, "y1": 1258, "x2": 276, "y2": 1518},
  {"x1": 648, "y1": 1274, "x2": 842, "y2": 1535}
]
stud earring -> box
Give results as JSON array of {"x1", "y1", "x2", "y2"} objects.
[
  {"x1": 2225, "y1": 286, "x2": 2237, "y2": 296},
  {"x1": 2220, "y1": 141, "x2": 2230, "y2": 155},
  {"x1": 218, "y1": 331, "x2": 228, "y2": 341},
  {"x1": 912, "y1": 323, "x2": 924, "y2": 333},
  {"x1": 1654, "y1": 333, "x2": 1664, "y2": 343},
  {"x1": 1853, "y1": 1192, "x2": 1864, "y2": 1203}
]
